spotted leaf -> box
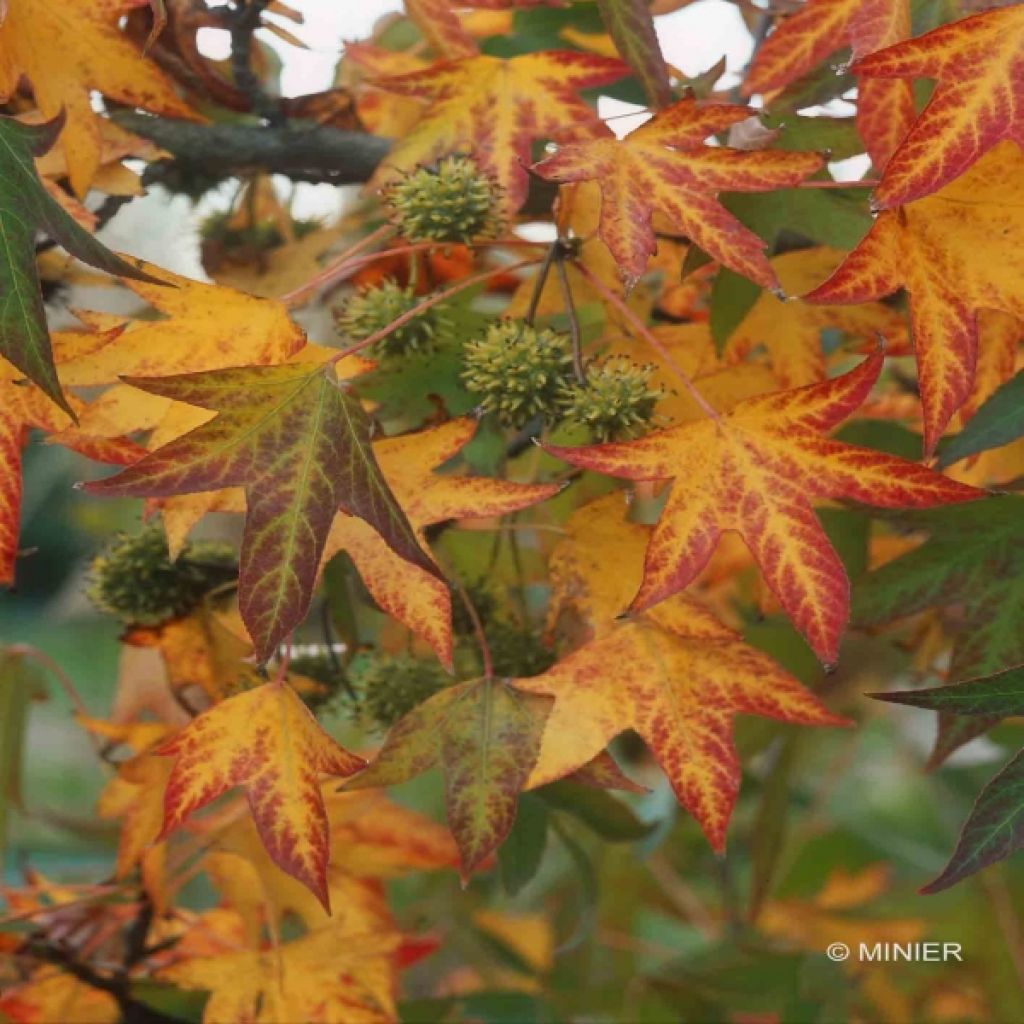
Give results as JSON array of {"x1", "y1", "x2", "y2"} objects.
[{"x1": 157, "y1": 680, "x2": 365, "y2": 909}]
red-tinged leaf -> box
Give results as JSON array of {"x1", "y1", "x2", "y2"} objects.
[
  {"x1": 804, "y1": 144, "x2": 1024, "y2": 453},
  {"x1": 595, "y1": 0, "x2": 673, "y2": 108},
  {"x1": 922, "y1": 748, "x2": 1024, "y2": 894},
  {"x1": 545, "y1": 353, "x2": 984, "y2": 665},
  {"x1": 157, "y1": 680, "x2": 365, "y2": 909},
  {"x1": 853, "y1": 5, "x2": 1024, "y2": 208},
  {"x1": 83, "y1": 362, "x2": 436, "y2": 663},
  {"x1": 742, "y1": 0, "x2": 914, "y2": 168},
  {"x1": 158, "y1": 912, "x2": 403, "y2": 1023},
  {"x1": 406, "y1": 0, "x2": 479, "y2": 58},
  {"x1": 1, "y1": 337, "x2": 143, "y2": 585},
  {"x1": 323, "y1": 419, "x2": 559, "y2": 667},
  {"x1": 369, "y1": 50, "x2": 628, "y2": 216},
  {"x1": 532, "y1": 98, "x2": 823, "y2": 289},
  {"x1": 346, "y1": 677, "x2": 552, "y2": 878},
  {"x1": 517, "y1": 606, "x2": 847, "y2": 850}
]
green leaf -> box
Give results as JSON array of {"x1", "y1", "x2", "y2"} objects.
[
  {"x1": 538, "y1": 780, "x2": 653, "y2": 841},
  {"x1": 873, "y1": 664, "x2": 1024, "y2": 716},
  {"x1": 723, "y1": 187, "x2": 873, "y2": 253},
  {"x1": 710, "y1": 268, "x2": 761, "y2": 350},
  {"x1": 922, "y1": 748, "x2": 1024, "y2": 893},
  {"x1": 853, "y1": 496, "x2": 1024, "y2": 764},
  {"x1": 0, "y1": 113, "x2": 161, "y2": 415},
  {"x1": 595, "y1": 0, "x2": 672, "y2": 108},
  {"x1": 499, "y1": 791, "x2": 548, "y2": 895},
  {"x1": 84, "y1": 362, "x2": 437, "y2": 662},
  {"x1": 765, "y1": 114, "x2": 864, "y2": 162},
  {"x1": 346, "y1": 678, "x2": 552, "y2": 876},
  {"x1": 853, "y1": 496, "x2": 1024, "y2": 683},
  {"x1": 936, "y1": 370, "x2": 1024, "y2": 469}
]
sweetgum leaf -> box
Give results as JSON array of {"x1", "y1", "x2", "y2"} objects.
[
  {"x1": 921, "y1": 749, "x2": 1024, "y2": 894},
  {"x1": 936, "y1": 370, "x2": 1024, "y2": 469},
  {"x1": 84, "y1": 362, "x2": 437, "y2": 662},
  {"x1": 0, "y1": 114, "x2": 161, "y2": 415}
]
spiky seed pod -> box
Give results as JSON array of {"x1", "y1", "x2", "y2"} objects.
[
  {"x1": 87, "y1": 527, "x2": 237, "y2": 626},
  {"x1": 334, "y1": 279, "x2": 450, "y2": 357},
  {"x1": 559, "y1": 355, "x2": 666, "y2": 440},
  {"x1": 482, "y1": 620, "x2": 556, "y2": 678},
  {"x1": 383, "y1": 155, "x2": 504, "y2": 244},
  {"x1": 347, "y1": 652, "x2": 451, "y2": 730},
  {"x1": 462, "y1": 319, "x2": 574, "y2": 427}
]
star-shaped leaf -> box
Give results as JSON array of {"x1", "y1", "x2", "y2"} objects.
[
  {"x1": 545, "y1": 352, "x2": 983, "y2": 665},
  {"x1": 369, "y1": 50, "x2": 628, "y2": 215},
  {"x1": 519, "y1": 494, "x2": 846, "y2": 848},
  {"x1": 742, "y1": 0, "x2": 914, "y2": 168},
  {"x1": 83, "y1": 361, "x2": 437, "y2": 662},
  {"x1": 804, "y1": 144, "x2": 1024, "y2": 453},
  {"x1": 157, "y1": 680, "x2": 365, "y2": 909},
  {"x1": 852, "y1": 5, "x2": 1024, "y2": 208},
  {"x1": 532, "y1": 98, "x2": 824, "y2": 289},
  {"x1": 346, "y1": 676, "x2": 552, "y2": 878}
]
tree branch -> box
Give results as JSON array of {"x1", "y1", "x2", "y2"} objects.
[{"x1": 111, "y1": 111, "x2": 391, "y2": 186}]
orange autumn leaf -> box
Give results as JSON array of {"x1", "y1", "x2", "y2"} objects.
[
  {"x1": 368, "y1": 50, "x2": 628, "y2": 216},
  {"x1": 722, "y1": 247, "x2": 907, "y2": 387},
  {"x1": 323, "y1": 418, "x2": 560, "y2": 667},
  {"x1": 0, "y1": 0, "x2": 197, "y2": 195},
  {"x1": 156, "y1": 680, "x2": 365, "y2": 909},
  {"x1": 519, "y1": 612, "x2": 845, "y2": 850},
  {"x1": 532, "y1": 98, "x2": 824, "y2": 289},
  {"x1": 1, "y1": 333, "x2": 144, "y2": 585},
  {"x1": 545, "y1": 352, "x2": 983, "y2": 665},
  {"x1": 742, "y1": 0, "x2": 914, "y2": 168},
  {"x1": 59, "y1": 258, "x2": 308, "y2": 387},
  {"x1": 804, "y1": 144, "x2": 1024, "y2": 454},
  {"x1": 853, "y1": 5, "x2": 1024, "y2": 208},
  {"x1": 158, "y1": 915, "x2": 403, "y2": 1024},
  {"x1": 518, "y1": 494, "x2": 846, "y2": 848}
]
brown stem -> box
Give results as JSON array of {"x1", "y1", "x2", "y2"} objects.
[
  {"x1": 554, "y1": 254, "x2": 586, "y2": 384},
  {"x1": 570, "y1": 261, "x2": 721, "y2": 421}
]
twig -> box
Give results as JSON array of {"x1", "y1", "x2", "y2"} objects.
[
  {"x1": 524, "y1": 242, "x2": 559, "y2": 325},
  {"x1": 228, "y1": 0, "x2": 280, "y2": 125},
  {"x1": 450, "y1": 573, "x2": 493, "y2": 680},
  {"x1": 282, "y1": 222, "x2": 395, "y2": 305},
  {"x1": 327, "y1": 258, "x2": 540, "y2": 365},
  {"x1": 6, "y1": 646, "x2": 88, "y2": 716},
  {"x1": 554, "y1": 253, "x2": 586, "y2": 384},
  {"x1": 570, "y1": 260, "x2": 721, "y2": 421}
]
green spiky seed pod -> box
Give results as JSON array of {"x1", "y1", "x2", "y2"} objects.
[
  {"x1": 483, "y1": 620, "x2": 556, "y2": 679},
  {"x1": 348, "y1": 652, "x2": 450, "y2": 730},
  {"x1": 462, "y1": 319, "x2": 573, "y2": 427},
  {"x1": 559, "y1": 356, "x2": 666, "y2": 440},
  {"x1": 383, "y1": 155, "x2": 504, "y2": 244},
  {"x1": 87, "y1": 527, "x2": 237, "y2": 626},
  {"x1": 334, "y1": 279, "x2": 450, "y2": 357}
]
